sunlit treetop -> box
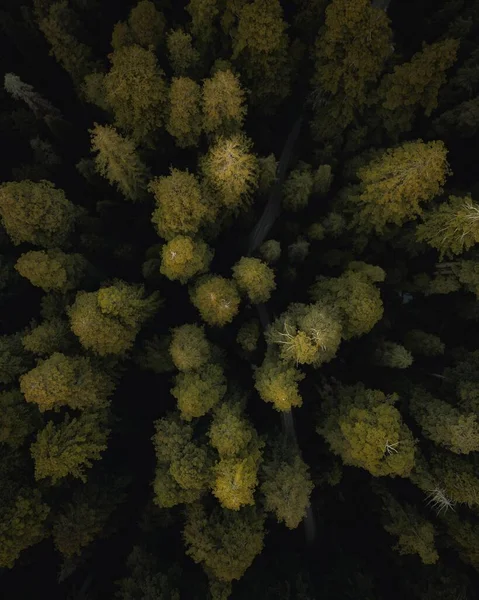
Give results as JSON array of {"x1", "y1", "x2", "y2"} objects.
[
  {"x1": 22, "y1": 318, "x2": 74, "y2": 356},
  {"x1": 213, "y1": 447, "x2": 263, "y2": 511},
  {"x1": 171, "y1": 363, "x2": 227, "y2": 421},
  {"x1": 202, "y1": 69, "x2": 247, "y2": 136},
  {"x1": 283, "y1": 166, "x2": 314, "y2": 212},
  {"x1": 160, "y1": 235, "x2": 213, "y2": 284},
  {"x1": 232, "y1": 257, "x2": 276, "y2": 304},
  {"x1": 0, "y1": 180, "x2": 77, "y2": 248},
  {"x1": 374, "y1": 341, "x2": 414, "y2": 369},
  {"x1": 254, "y1": 351, "x2": 305, "y2": 411},
  {"x1": 208, "y1": 399, "x2": 254, "y2": 458},
  {"x1": 167, "y1": 29, "x2": 200, "y2": 77},
  {"x1": 166, "y1": 77, "x2": 202, "y2": 149},
  {"x1": 15, "y1": 249, "x2": 87, "y2": 293},
  {"x1": 190, "y1": 275, "x2": 241, "y2": 327},
  {"x1": 169, "y1": 324, "x2": 211, "y2": 371}
]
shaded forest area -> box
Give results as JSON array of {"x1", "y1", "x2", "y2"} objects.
[{"x1": 1, "y1": 0, "x2": 479, "y2": 598}]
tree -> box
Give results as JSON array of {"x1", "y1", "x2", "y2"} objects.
[
  {"x1": 185, "y1": 0, "x2": 220, "y2": 51},
  {"x1": 4, "y1": 73, "x2": 61, "y2": 119},
  {"x1": 104, "y1": 44, "x2": 167, "y2": 145},
  {"x1": 128, "y1": 0, "x2": 165, "y2": 49},
  {"x1": 0, "y1": 390, "x2": 40, "y2": 449},
  {"x1": 166, "y1": 77, "x2": 202, "y2": 148},
  {"x1": 0, "y1": 180, "x2": 77, "y2": 247},
  {"x1": 202, "y1": 69, "x2": 247, "y2": 135},
  {"x1": 254, "y1": 352, "x2": 305, "y2": 411},
  {"x1": 375, "y1": 341, "x2": 414, "y2": 369},
  {"x1": 283, "y1": 166, "x2": 314, "y2": 212},
  {"x1": 236, "y1": 319, "x2": 261, "y2": 352},
  {"x1": 378, "y1": 38, "x2": 459, "y2": 135},
  {"x1": 167, "y1": 29, "x2": 200, "y2": 76},
  {"x1": 201, "y1": 134, "x2": 258, "y2": 210},
  {"x1": 31, "y1": 411, "x2": 110, "y2": 482},
  {"x1": 348, "y1": 140, "x2": 451, "y2": 234},
  {"x1": 403, "y1": 329, "x2": 445, "y2": 357},
  {"x1": 213, "y1": 452, "x2": 262, "y2": 510},
  {"x1": 184, "y1": 503, "x2": 265, "y2": 582},
  {"x1": 318, "y1": 383, "x2": 416, "y2": 477},
  {"x1": 90, "y1": 124, "x2": 150, "y2": 202},
  {"x1": 313, "y1": 164, "x2": 333, "y2": 196},
  {"x1": 312, "y1": 0, "x2": 392, "y2": 136},
  {"x1": 20, "y1": 352, "x2": 115, "y2": 412},
  {"x1": 261, "y1": 448, "x2": 314, "y2": 529},
  {"x1": 169, "y1": 324, "x2": 211, "y2": 371},
  {"x1": 434, "y1": 96, "x2": 479, "y2": 138},
  {"x1": 15, "y1": 249, "x2": 87, "y2": 292},
  {"x1": 232, "y1": 257, "x2": 276, "y2": 303},
  {"x1": 0, "y1": 333, "x2": 32, "y2": 385},
  {"x1": 257, "y1": 153, "x2": 277, "y2": 193},
  {"x1": 171, "y1": 363, "x2": 227, "y2": 420},
  {"x1": 149, "y1": 169, "x2": 213, "y2": 240},
  {"x1": 68, "y1": 282, "x2": 159, "y2": 356},
  {"x1": 416, "y1": 194, "x2": 479, "y2": 258},
  {"x1": 208, "y1": 400, "x2": 254, "y2": 457},
  {"x1": 22, "y1": 318, "x2": 73, "y2": 356},
  {"x1": 160, "y1": 235, "x2": 213, "y2": 283},
  {"x1": 190, "y1": 275, "x2": 241, "y2": 326}
]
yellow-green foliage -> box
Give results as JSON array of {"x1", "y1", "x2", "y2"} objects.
[
  {"x1": 186, "y1": 0, "x2": 220, "y2": 48},
  {"x1": 0, "y1": 333, "x2": 32, "y2": 385},
  {"x1": 283, "y1": 167, "x2": 314, "y2": 212},
  {"x1": 213, "y1": 454, "x2": 261, "y2": 510},
  {"x1": 69, "y1": 282, "x2": 159, "y2": 356},
  {"x1": 262, "y1": 451, "x2": 314, "y2": 529},
  {"x1": 257, "y1": 154, "x2": 278, "y2": 193},
  {"x1": 318, "y1": 383, "x2": 416, "y2": 477},
  {"x1": 236, "y1": 319, "x2": 261, "y2": 352},
  {"x1": 410, "y1": 389, "x2": 479, "y2": 455},
  {"x1": 167, "y1": 77, "x2": 202, "y2": 148},
  {"x1": 171, "y1": 364, "x2": 227, "y2": 420},
  {"x1": 149, "y1": 169, "x2": 212, "y2": 240},
  {"x1": 104, "y1": 44, "x2": 167, "y2": 145},
  {"x1": 167, "y1": 29, "x2": 200, "y2": 76},
  {"x1": 190, "y1": 275, "x2": 241, "y2": 326},
  {"x1": 160, "y1": 235, "x2": 213, "y2": 283},
  {"x1": 310, "y1": 267, "x2": 384, "y2": 339},
  {"x1": 232, "y1": 256, "x2": 276, "y2": 303},
  {"x1": 268, "y1": 302, "x2": 342, "y2": 366},
  {"x1": 313, "y1": 0, "x2": 392, "y2": 132},
  {"x1": 351, "y1": 140, "x2": 451, "y2": 233},
  {"x1": 128, "y1": 0, "x2": 165, "y2": 49},
  {"x1": 111, "y1": 21, "x2": 134, "y2": 51},
  {"x1": 379, "y1": 490, "x2": 439, "y2": 564},
  {"x1": 201, "y1": 134, "x2": 258, "y2": 210},
  {"x1": 202, "y1": 69, "x2": 247, "y2": 135},
  {"x1": 403, "y1": 329, "x2": 445, "y2": 357},
  {"x1": 15, "y1": 249, "x2": 86, "y2": 292},
  {"x1": 169, "y1": 324, "x2": 211, "y2": 371},
  {"x1": 20, "y1": 352, "x2": 114, "y2": 412},
  {"x1": 416, "y1": 195, "x2": 479, "y2": 258},
  {"x1": 0, "y1": 490, "x2": 49, "y2": 569},
  {"x1": 81, "y1": 72, "x2": 109, "y2": 111},
  {"x1": 378, "y1": 38, "x2": 459, "y2": 134},
  {"x1": 0, "y1": 180, "x2": 76, "y2": 247},
  {"x1": 375, "y1": 341, "x2": 414, "y2": 369},
  {"x1": 169, "y1": 442, "x2": 211, "y2": 491},
  {"x1": 153, "y1": 463, "x2": 202, "y2": 508},
  {"x1": 90, "y1": 124, "x2": 149, "y2": 202},
  {"x1": 152, "y1": 414, "x2": 193, "y2": 464},
  {"x1": 184, "y1": 503, "x2": 265, "y2": 582},
  {"x1": 0, "y1": 390, "x2": 39, "y2": 448},
  {"x1": 254, "y1": 353, "x2": 305, "y2": 411},
  {"x1": 425, "y1": 451, "x2": 479, "y2": 508},
  {"x1": 259, "y1": 239, "x2": 281, "y2": 264},
  {"x1": 208, "y1": 401, "x2": 254, "y2": 457},
  {"x1": 31, "y1": 412, "x2": 110, "y2": 482},
  {"x1": 22, "y1": 318, "x2": 72, "y2": 356}
]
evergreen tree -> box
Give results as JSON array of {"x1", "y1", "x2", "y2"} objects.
[
  {"x1": 202, "y1": 69, "x2": 247, "y2": 135},
  {"x1": 160, "y1": 235, "x2": 213, "y2": 283},
  {"x1": 15, "y1": 249, "x2": 87, "y2": 292},
  {"x1": 190, "y1": 275, "x2": 241, "y2": 326},
  {"x1": 254, "y1": 352, "x2": 305, "y2": 411},
  {"x1": 167, "y1": 28, "x2": 200, "y2": 76},
  {"x1": 0, "y1": 390, "x2": 40, "y2": 449},
  {"x1": 169, "y1": 323, "x2": 211, "y2": 371},
  {"x1": 232, "y1": 256, "x2": 276, "y2": 304},
  {"x1": 171, "y1": 363, "x2": 227, "y2": 420},
  {"x1": 166, "y1": 77, "x2": 202, "y2": 148}
]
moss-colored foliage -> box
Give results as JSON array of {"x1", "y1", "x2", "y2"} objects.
[
  {"x1": 171, "y1": 363, "x2": 227, "y2": 420},
  {"x1": 268, "y1": 302, "x2": 343, "y2": 366},
  {"x1": 257, "y1": 154, "x2": 277, "y2": 193},
  {"x1": 186, "y1": 0, "x2": 219, "y2": 49},
  {"x1": 190, "y1": 275, "x2": 241, "y2": 326},
  {"x1": 403, "y1": 329, "x2": 445, "y2": 357},
  {"x1": 213, "y1": 452, "x2": 262, "y2": 511},
  {"x1": 0, "y1": 390, "x2": 40, "y2": 448},
  {"x1": 167, "y1": 29, "x2": 200, "y2": 76},
  {"x1": 378, "y1": 489, "x2": 439, "y2": 565},
  {"x1": 208, "y1": 401, "x2": 254, "y2": 457},
  {"x1": 104, "y1": 44, "x2": 167, "y2": 145},
  {"x1": 254, "y1": 352, "x2": 305, "y2": 411},
  {"x1": 31, "y1": 411, "x2": 110, "y2": 482},
  {"x1": 310, "y1": 267, "x2": 384, "y2": 340},
  {"x1": 410, "y1": 389, "x2": 479, "y2": 455},
  {"x1": 69, "y1": 282, "x2": 159, "y2": 356},
  {"x1": 22, "y1": 318, "x2": 73, "y2": 356},
  {"x1": 236, "y1": 319, "x2": 261, "y2": 353},
  {"x1": 283, "y1": 166, "x2": 314, "y2": 212},
  {"x1": 90, "y1": 124, "x2": 149, "y2": 202},
  {"x1": 0, "y1": 489, "x2": 50, "y2": 569},
  {"x1": 0, "y1": 180, "x2": 76, "y2": 247},
  {"x1": 416, "y1": 194, "x2": 479, "y2": 258},
  {"x1": 152, "y1": 414, "x2": 193, "y2": 464},
  {"x1": 160, "y1": 235, "x2": 213, "y2": 284},
  {"x1": 318, "y1": 383, "x2": 416, "y2": 477},
  {"x1": 258, "y1": 239, "x2": 281, "y2": 264},
  {"x1": 232, "y1": 256, "x2": 276, "y2": 304},
  {"x1": 149, "y1": 169, "x2": 212, "y2": 240},
  {"x1": 201, "y1": 134, "x2": 258, "y2": 210},
  {"x1": 167, "y1": 77, "x2": 202, "y2": 148},
  {"x1": 169, "y1": 323, "x2": 211, "y2": 371},
  {"x1": 111, "y1": 20, "x2": 134, "y2": 51},
  {"x1": 375, "y1": 341, "x2": 414, "y2": 369},
  {"x1": 313, "y1": 164, "x2": 333, "y2": 195},
  {"x1": 288, "y1": 237, "x2": 310, "y2": 263},
  {"x1": 184, "y1": 503, "x2": 265, "y2": 582},
  {"x1": 350, "y1": 140, "x2": 451, "y2": 234},
  {"x1": 202, "y1": 69, "x2": 247, "y2": 135},
  {"x1": 20, "y1": 352, "x2": 114, "y2": 412},
  {"x1": 128, "y1": 0, "x2": 165, "y2": 49},
  {"x1": 378, "y1": 38, "x2": 459, "y2": 135},
  {"x1": 443, "y1": 513, "x2": 479, "y2": 572},
  {"x1": 232, "y1": 0, "x2": 291, "y2": 106},
  {"x1": 0, "y1": 333, "x2": 32, "y2": 385},
  {"x1": 15, "y1": 249, "x2": 86, "y2": 292},
  {"x1": 82, "y1": 71, "x2": 109, "y2": 110},
  {"x1": 261, "y1": 450, "x2": 314, "y2": 529},
  {"x1": 312, "y1": 0, "x2": 392, "y2": 136}
]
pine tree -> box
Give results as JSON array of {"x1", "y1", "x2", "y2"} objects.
[
  {"x1": 232, "y1": 256, "x2": 276, "y2": 304},
  {"x1": 160, "y1": 235, "x2": 213, "y2": 283},
  {"x1": 0, "y1": 390, "x2": 40, "y2": 449},
  {"x1": 254, "y1": 352, "x2": 305, "y2": 411},
  {"x1": 202, "y1": 69, "x2": 247, "y2": 135},
  {"x1": 167, "y1": 29, "x2": 200, "y2": 76},
  {"x1": 22, "y1": 318, "x2": 73, "y2": 356},
  {"x1": 15, "y1": 249, "x2": 87, "y2": 292},
  {"x1": 171, "y1": 363, "x2": 227, "y2": 420},
  {"x1": 169, "y1": 324, "x2": 211, "y2": 371},
  {"x1": 128, "y1": 0, "x2": 165, "y2": 49},
  {"x1": 190, "y1": 275, "x2": 241, "y2": 326},
  {"x1": 4, "y1": 73, "x2": 61, "y2": 118},
  {"x1": 166, "y1": 77, "x2": 202, "y2": 148}
]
